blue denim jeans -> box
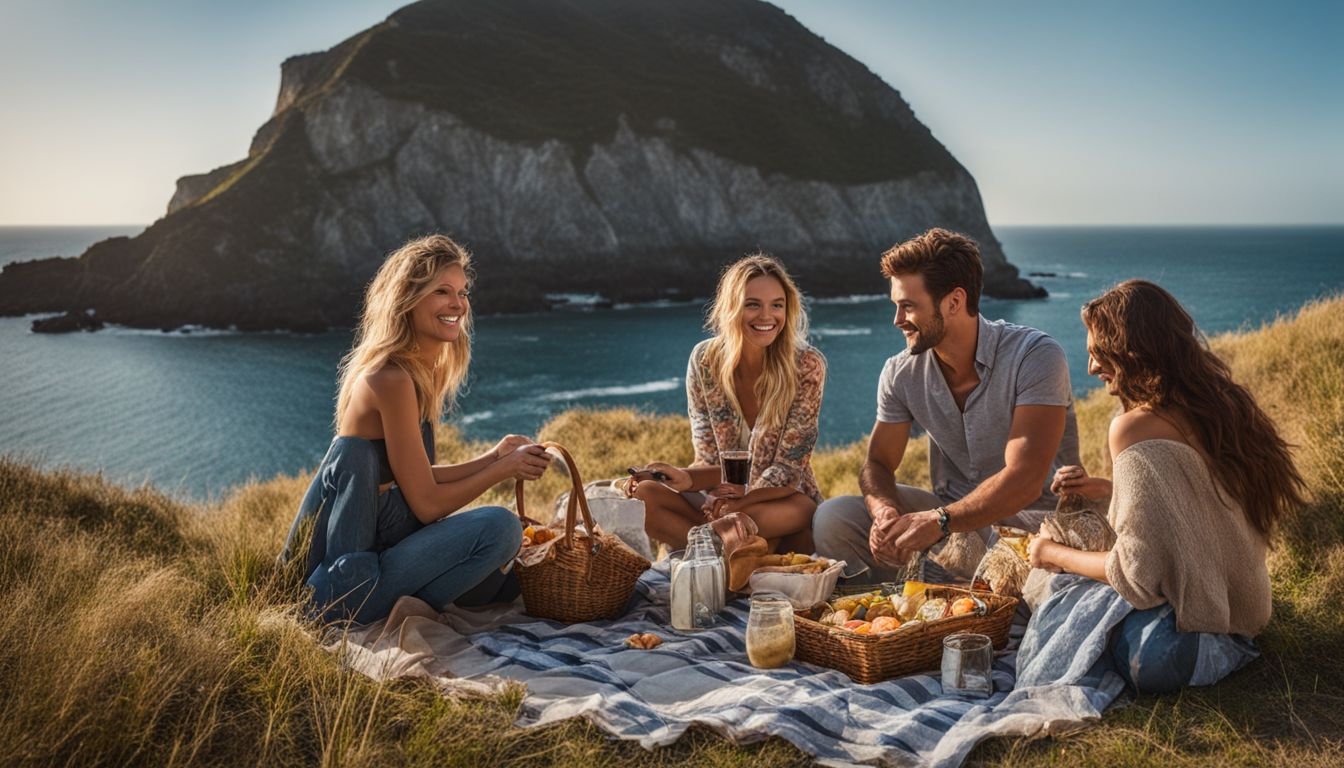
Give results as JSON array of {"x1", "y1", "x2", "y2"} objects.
[
  {"x1": 1110, "y1": 604, "x2": 1258, "y2": 694},
  {"x1": 284, "y1": 436, "x2": 522, "y2": 624}
]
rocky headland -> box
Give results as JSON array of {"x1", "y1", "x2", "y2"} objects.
[{"x1": 0, "y1": 0, "x2": 1043, "y2": 332}]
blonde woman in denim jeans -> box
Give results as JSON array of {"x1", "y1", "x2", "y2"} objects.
[{"x1": 282, "y1": 235, "x2": 550, "y2": 624}]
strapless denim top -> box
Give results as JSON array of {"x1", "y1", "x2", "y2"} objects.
[{"x1": 368, "y1": 420, "x2": 435, "y2": 485}]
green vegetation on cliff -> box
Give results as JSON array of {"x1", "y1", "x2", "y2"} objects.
[
  {"x1": 2, "y1": 296, "x2": 1341, "y2": 765},
  {"x1": 341, "y1": 0, "x2": 958, "y2": 183}
]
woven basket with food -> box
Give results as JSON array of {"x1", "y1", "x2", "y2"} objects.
[{"x1": 794, "y1": 581, "x2": 1018, "y2": 684}]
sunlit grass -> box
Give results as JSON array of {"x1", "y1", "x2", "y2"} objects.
[{"x1": 1, "y1": 295, "x2": 1341, "y2": 765}]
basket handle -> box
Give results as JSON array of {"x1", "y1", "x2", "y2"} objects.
[{"x1": 514, "y1": 441, "x2": 598, "y2": 550}]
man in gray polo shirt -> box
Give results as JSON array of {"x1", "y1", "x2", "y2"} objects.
[{"x1": 814, "y1": 228, "x2": 1079, "y2": 583}]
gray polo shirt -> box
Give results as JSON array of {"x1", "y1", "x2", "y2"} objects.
[{"x1": 876, "y1": 314, "x2": 1080, "y2": 511}]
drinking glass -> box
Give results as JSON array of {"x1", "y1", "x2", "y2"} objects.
[
  {"x1": 941, "y1": 632, "x2": 993, "y2": 697},
  {"x1": 721, "y1": 450, "x2": 750, "y2": 488}
]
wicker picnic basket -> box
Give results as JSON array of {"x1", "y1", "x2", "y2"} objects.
[
  {"x1": 513, "y1": 442, "x2": 651, "y2": 622},
  {"x1": 794, "y1": 585, "x2": 1018, "y2": 684}
]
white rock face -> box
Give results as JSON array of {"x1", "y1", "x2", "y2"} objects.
[{"x1": 296, "y1": 83, "x2": 1008, "y2": 277}]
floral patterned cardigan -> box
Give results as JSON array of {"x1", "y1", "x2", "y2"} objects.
[{"x1": 685, "y1": 338, "x2": 826, "y2": 504}]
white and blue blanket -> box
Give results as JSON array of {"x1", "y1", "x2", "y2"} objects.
[{"x1": 336, "y1": 568, "x2": 1138, "y2": 767}]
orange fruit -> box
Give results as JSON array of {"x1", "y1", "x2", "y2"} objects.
[
  {"x1": 870, "y1": 616, "x2": 901, "y2": 634},
  {"x1": 844, "y1": 618, "x2": 876, "y2": 637},
  {"x1": 951, "y1": 598, "x2": 978, "y2": 616}
]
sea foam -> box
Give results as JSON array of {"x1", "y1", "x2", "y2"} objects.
[{"x1": 539, "y1": 378, "x2": 682, "y2": 401}]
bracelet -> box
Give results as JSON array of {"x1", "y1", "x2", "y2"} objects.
[{"x1": 934, "y1": 506, "x2": 951, "y2": 539}]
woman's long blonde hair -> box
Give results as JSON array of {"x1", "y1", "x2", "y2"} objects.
[
  {"x1": 335, "y1": 235, "x2": 474, "y2": 428},
  {"x1": 702, "y1": 253, "x2": 810, "y2": 432}
]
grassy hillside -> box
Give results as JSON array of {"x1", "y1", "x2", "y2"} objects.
[{"x1": 1, "y1": 296, "x2": 1341, "y2": 766}]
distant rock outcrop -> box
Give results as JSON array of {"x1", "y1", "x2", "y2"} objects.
[{"x1": 0, "y1": 0, "x2": 1043, "y2": 331}]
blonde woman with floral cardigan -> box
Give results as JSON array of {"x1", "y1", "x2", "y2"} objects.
[{"x1": 629, "y1": 254, "x2": 825, "y2": 552}]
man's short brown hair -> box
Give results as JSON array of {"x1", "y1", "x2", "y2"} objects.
[{"x1": 880, "y1": 228, "x2": 983, "y2": 316}]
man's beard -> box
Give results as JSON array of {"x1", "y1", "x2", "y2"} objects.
[{"x1": 906, "y1": 307, "x2": 946, "y2": 355}]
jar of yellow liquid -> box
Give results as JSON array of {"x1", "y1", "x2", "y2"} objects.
[{"x1": 745, "y1": 593, "x2": 795, "y2": 669}]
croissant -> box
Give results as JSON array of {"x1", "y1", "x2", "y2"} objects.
[{"x1": 624, "y1": 632, "x2": 663, "y2": 650}]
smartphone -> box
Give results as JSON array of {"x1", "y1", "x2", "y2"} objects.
[{"x1": 626, "y1": 466, "x2": 671, "y2": 482}]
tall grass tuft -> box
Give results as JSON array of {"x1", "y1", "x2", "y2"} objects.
[{"x1": 2, "y1": 296, "x2": 1342, "y2": 765}]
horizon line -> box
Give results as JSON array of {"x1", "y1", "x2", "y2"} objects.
[{"x1": 2, "y1": 221, "x2": 1343, "y2": 229}]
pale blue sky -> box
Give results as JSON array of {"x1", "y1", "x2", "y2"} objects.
[{"x1": 1, "y1": 0, "x2": 1340, "y2": 225}]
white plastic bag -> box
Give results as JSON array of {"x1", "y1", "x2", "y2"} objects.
[{"x1": 552, "y1": 479, "x2": 654, "y2": 561}]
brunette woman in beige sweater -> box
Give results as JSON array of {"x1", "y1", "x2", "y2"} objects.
[{"x1": 1028, "y1": 280, "x2": 1303, "y2": 693}]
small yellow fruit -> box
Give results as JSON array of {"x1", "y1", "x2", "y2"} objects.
[
  {"x1": 902, "y1": 580, "x2": 932, "y2": 598},
  {"x1": 832, "y1": 596, "x2": 859, "y2": 613}
]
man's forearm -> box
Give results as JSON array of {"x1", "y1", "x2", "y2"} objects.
[
  {"x1": 858, "y1": 459, "x2": 903, "y2": 518},
  {"x1": 945, "y1": 466, "x2": 1044, "y2": 531}
]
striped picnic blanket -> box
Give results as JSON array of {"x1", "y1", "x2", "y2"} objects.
[{"x1": 334, "y1": 565, "x2": 1126, "y2": 767}]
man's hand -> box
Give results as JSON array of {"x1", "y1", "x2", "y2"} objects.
[
  {"x1": 867, "y1": 502, "x2": 902, "y2": 560},
  {"x1": 877, "y1": 509, "x2": 945, "y2": 566}
]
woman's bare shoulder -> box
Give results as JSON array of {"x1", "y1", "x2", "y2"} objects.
[
  {"x1": 1109, "y1": 408, "x2": 1190, "y2": 454},
  {"x1": 362, "y1": 362, "x2": 414, "y2": 400}
]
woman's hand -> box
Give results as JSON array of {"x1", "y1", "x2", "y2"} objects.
[
  {"x1": 492, "y1": 434, "x2": 534, "y2": 461},
  {"x1": 1028, "y1": 528, "x2": 1063, "y2": 573},
  {"x1": 1050, "y1": 465, "x2": 1113, "y2": 500},
  {"x1": 701, "y1": 493, "x2": 728, "y2": 520},
  {"x1": 499, "y1": 444, "x2": 552, "y2": 481},
  {"x1": 627, "y1": 462, "x2": 692, "y2": 492},
  {"x1": 701, "y1": 483, "x2": 746, "y2": 519}
]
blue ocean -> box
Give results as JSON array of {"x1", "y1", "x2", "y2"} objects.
[{"x1": 2, "y1": 225, "x2": 1341, "y2": 500}]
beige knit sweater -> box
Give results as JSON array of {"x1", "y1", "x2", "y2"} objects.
[{"x1": 1105, "y1": 439, "x2": 1271, "y2": 636}]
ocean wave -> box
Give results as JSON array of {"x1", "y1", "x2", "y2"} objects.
[
  {"x1": 99, "y1": 324, "x2": 247, "y2": 337},
  {"x1": 459, "y1": 411, "x2": 494, "y2": 425},
  {"x1": 612, "y1": 298, "x2": 706, "y2": 310},
  {"x1": 538, "y1": 377, "x2": 682, "y2": 401},
  {"x1": 811, "y1": 294, "x2": 885, "y2": 305},
  {"x1": 811, "y1": 326, "x2": 873, "y2": 337},
  {"x1": 544, "y1": 292, "x2": 613, "y2": 309}
]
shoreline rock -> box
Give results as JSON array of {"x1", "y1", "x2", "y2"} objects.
[{"x1": 31, "y1": 310, "x2": 104, "y2": 334}]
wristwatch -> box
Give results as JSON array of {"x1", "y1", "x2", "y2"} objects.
[{"x1": 934, "y1": 506, "x2": 951, "y2": 539}]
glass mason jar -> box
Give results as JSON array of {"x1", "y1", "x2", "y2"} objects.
[{"x1": 746, "y1": 593, "x2": 795, "y2": 668}]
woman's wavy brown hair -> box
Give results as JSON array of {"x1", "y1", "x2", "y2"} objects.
[{"x1": 1082, "y1": 279, "x2": 1303, "y2": 536}]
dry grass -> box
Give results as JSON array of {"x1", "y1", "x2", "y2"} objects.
[{"x1": 1, "y1": 295, "x2": 1342, "y2": 766}]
